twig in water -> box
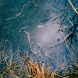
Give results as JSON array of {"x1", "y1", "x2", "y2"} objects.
[
  {"x1": 52, "y1": 0, "x2": 57, "y2": 7},
  {"x1": 24, "y1": 31, "x2": 31, "y2": 42},
  {"x1": 67, "y1": 0, "x2": 78, "y2": 14},
  {"x1": 50, "y1": 32, "x2": 73, "y2": 48},
  {"x1": 37, "y1": 25, "x2": 45, "y2": 28},
  {"x1": 5, "y1": 4, "x2": 25, "y2": 20},
  {"x1": 33, "y1": 0, "x2": 36, "y2": 7}
]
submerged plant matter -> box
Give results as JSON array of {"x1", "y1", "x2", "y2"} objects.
[{"x1": 0, "y1": 0, "x2": 78, "y2": 78}]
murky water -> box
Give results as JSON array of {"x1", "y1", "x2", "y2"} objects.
[{"x1": 0, "y1": 0, "x2": 78, "y2": 70}]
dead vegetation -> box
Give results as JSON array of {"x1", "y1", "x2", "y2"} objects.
[{"x1": 0, "y1": 51, "x2": 57, "y2": 78}]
